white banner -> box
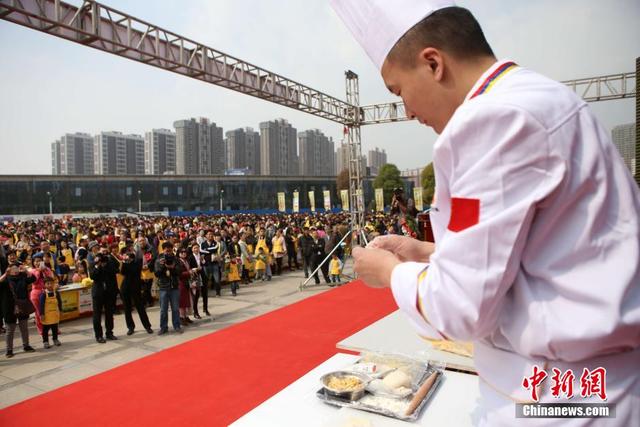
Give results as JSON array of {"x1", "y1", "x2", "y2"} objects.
[
  {"x1": 293, "y1": 191, "x2": 300, "y2": 213},
  {"x1": 340, "y1": 189, "x2": 349, "y2": 211},
  {"x1": 308, "y1": 191, "x2": 315, "y2": 212},
  {"x1": 413, "y1": 187, "x2": 424, "y2": 211}
]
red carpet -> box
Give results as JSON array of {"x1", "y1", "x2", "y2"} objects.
[{"x1": 0, "y1": 280, "x2": 397, "y2": 427}]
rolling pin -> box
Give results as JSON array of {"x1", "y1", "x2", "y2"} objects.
[{"x1": 405, "y1": 371, "x2": 440, "y2": 416}]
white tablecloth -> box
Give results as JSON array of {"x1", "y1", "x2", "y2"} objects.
[{"x1": 231, "y1": 353, "x2": 480, "y2": 427}]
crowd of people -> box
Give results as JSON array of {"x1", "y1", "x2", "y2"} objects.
[{"x1": 0, "y1": 209, "x2": 415, "y2": 358}]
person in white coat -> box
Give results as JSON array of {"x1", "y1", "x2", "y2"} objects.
[{"x1": 330, "y1": 1, "x2": 640, "y2": 425}]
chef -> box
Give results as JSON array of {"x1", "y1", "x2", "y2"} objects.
[{"x1": 330, "y1": 1, "x2": 640, "y2": 425}]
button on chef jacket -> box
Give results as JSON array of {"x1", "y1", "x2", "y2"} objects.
[{"x1": 391, "y1": 59, "x2": 640, "y2": 400}]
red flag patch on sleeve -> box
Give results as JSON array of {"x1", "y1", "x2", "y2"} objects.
[{"x1": 447, "y1": 198, "x2": 480, "y2": 232}]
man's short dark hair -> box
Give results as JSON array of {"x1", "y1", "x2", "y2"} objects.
[
  {"x1": 387, "y1": 7, "x2": 494, "y2": 67},
  {"x1": 162, "y1": 242, "x2": 174, "y2": 249}
]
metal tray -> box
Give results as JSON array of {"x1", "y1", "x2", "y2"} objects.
[{"x1": 316, "y1": 357, "x2": 443, "y2": 422}]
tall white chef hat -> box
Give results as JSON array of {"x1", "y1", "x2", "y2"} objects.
[{"x1": 329, "y1": 0, "x2": 456, "y2": 70}]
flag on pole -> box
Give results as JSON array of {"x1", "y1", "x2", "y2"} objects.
[{"x1": 277, "y1": 192, "x2": 286, "y2": 212}]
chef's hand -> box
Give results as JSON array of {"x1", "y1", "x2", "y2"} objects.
[
  {"x1": 352, "y1": 246, "x2": 401, "y2": 288},
  {"x1": 367, "y1": 235, "x2": 434, "y2": 263}
]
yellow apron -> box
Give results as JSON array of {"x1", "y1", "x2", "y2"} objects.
[
  {"x1": 273, "y1": 238, "x2": 284, "y2": 255},
  {"x1": 141, "y1": 264, "x2": 155, "y2": 281},
  {"x1": 42, "y1": 292, "x2": 60, "y2": 325},
  {"x1": 61, "y1": 248, "x2": 73, "y2": 265},
  {"x1": 227, "y1": 263, "x2": 241, "y2": 282},
  {"x1": 255, "y1": 255, "x2": 266, "y2": 271},
  {"x1": 115, "y1": 258, "x2": 124, "y2": 288},
  {"x1": 330, "y1": 259, "x2": 342, "y2": 275},
  {"x1": 255, "y1": 238, "x2": 272, "y2": 263}
]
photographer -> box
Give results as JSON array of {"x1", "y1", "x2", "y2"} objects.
[
  {"x1": 120, "y1": 249, "x2": 152, "y2": 336},
  {"x1": 89, "y1": 251, "x2": 118, "y2": 343},
  {"x1": 389, "y1": 187, "x2": 418, "y2": 238},
  {"x1": 135, "y1": 237, "x2": 156, "y2": 308},
  {"x1": 154, "y1": 242, "x2": 181, "y2": 335}
]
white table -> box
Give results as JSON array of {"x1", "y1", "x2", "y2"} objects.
[
  {"x1": 337, "y1": 310, "x2": 476, "y2": 373},
  {"x1": 231, "y1": 353, "x2": 481, "y2": 427}
]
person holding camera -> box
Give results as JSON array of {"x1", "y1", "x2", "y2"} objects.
[
  {"x1": 0, "y1": 263, "x2": 37, "y2": 357},
  {"x1": 390, "y1": 188, "x2": 418, "y2": 238},
  {"x1": 154, "y1": 242, "x2": 182, "y2": 335},
  {"x1": 120, "y1": 249, "x2": 152, "y2": 336},
  {"x1": 89, "y1": 249, "x2": 119, "y2": 343}
]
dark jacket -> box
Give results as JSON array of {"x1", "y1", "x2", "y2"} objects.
[
  {"x1": 326, "y1": 231, "x2": 344, "y2": 259},
  {"x1": 0, "y1": 272, "x2": 36, "y2": 322},
  {"x1": 89, "y1": 259, "x2": 119, "y2": 297},
  {"x1": 284, "y1": 233, "x2": 295, "y2": 251},
  {"x1": 228, "y1": 242, "x2": 241, "y2": 258},
  {"x1": 299, "y1": 234, "x2": 314, "y2": 257},
  {"x1": 0, "y1": 255, "x2": 8, "y2": 276},
  {"x1": 310, "y1": 238, "x2": 327, "y2": 263},
  {"x1": 200, "y1": 240, "x2": 223, "y2": 265},
  {"x1": 120, "y1": 258, "x2": 142, "y2": 290},
  {"x1": 38, "y1": 290, "x2": 62, "y2": 315},
  {"x1": 154, "y1": 253, "x2": 180, "y2": 290}
]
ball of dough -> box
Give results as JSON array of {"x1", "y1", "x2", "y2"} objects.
[{"x1": 382, "y1": 370, "x2": 411, "y2": 389}]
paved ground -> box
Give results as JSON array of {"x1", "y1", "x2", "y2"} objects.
[{"x1": 0, "y1": 263, "x2": 354, "y2": 409}]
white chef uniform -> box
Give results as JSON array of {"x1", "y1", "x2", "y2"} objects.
[
  {"x1": 330, "y1": 1, "x2": 640, "y2": 426},
  {"x1": 391, "y1": 59, "x2": 640, "y2": 426}
]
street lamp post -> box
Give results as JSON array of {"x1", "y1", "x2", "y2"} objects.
[
  {"x1": 220, "y1": 189, "x2": 224, "y2": 211},
  {"x1": 46, "y1": 191, "x2": 52, "y2": 214},
  {"x1": 138, "y1": 190, "x2": 142, "y2": 213}
]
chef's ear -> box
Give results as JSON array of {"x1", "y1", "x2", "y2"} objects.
[{"x1": 418, "y1": 47, "x2": 444, "y2": 81}]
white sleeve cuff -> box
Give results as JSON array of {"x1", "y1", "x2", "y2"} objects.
[{"x1": 390, "y1": 262, "x2": 444, "y2": 339}]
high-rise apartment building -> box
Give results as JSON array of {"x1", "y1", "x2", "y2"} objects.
[
  {"x1": 51, "y1": 133, "x2": 95, "y2": 175},
  {"x1": 52, "y1": 141, "x2": 60, "y2": 175},
  {"x1": 612, "y1": 123, "x2": 636, "y2": 175},
  {"x1": 298, "y1": 129, "x2": 336, "y2": 176},
  {"x1": 225, "y1": 127, "x2": 261, "y2": 174},
  {"x1": 367, "y1": 147, "x2": 388, "y2": 176},
  {"x1": 94, "y1": 131, "x2": 145, "y2": 175},
  {"x1": 336, "y1": 140, "x2": 365, "y2": 176},
  {"x1": 174, "y1": 118, "x2": 224, "y2": 175},
  {"x1": 259, "y1": 119, "x2": 298, "y2": 176},
  {"x1": 144, "y1": 129, "x2": 176, "y2": 175}
]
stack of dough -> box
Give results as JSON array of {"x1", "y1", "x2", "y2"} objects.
[
  {"x1": 382, "y1": 370, "x2": 411, "y2": 389},
  {"x1": 366, "y1": 370, "x2": 412, "y2": 398}
]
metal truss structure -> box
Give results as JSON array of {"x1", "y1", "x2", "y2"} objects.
[
  {"x1": 361, "y1": 102, "x2": 407, "y2": 125},
  {"x1": 1, "y1": 0, "x2": 637, "y2": 228},
  {"x1": 344, "y1": 70, "x2": 365, "y2": 231},
  {"x1": 0, "y1": 0, "x2": 354, "y2": 124},
  {"x1": 563, "y1": 72, "x2": 636, "y2": 103}
]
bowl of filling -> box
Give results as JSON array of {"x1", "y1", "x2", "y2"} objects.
[{"x1": 320, "y1": 371, "x2": 371, "y2": 401}]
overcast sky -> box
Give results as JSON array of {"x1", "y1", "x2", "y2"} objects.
[{"x1": 0, "y1": 0, "x2": 637, "y2": 175}]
